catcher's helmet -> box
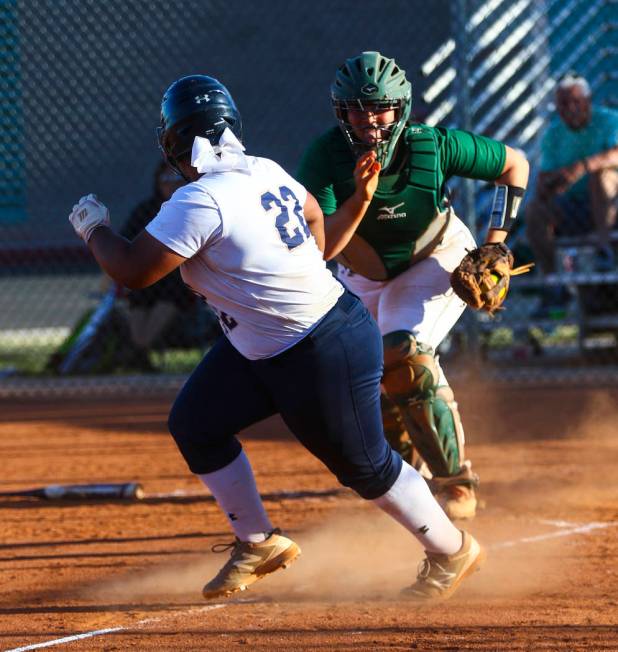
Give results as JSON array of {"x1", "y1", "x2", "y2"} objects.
[
  {"x1": 157, "y1": 75, "x2": 242, "y2": 174},
  {"x1": 331, "y1": 51, "x2": 411, "y2": 169}
]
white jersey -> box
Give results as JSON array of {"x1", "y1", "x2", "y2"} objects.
[{"x1": 146, "y1": 156, "x2": 343, "y2": 359}]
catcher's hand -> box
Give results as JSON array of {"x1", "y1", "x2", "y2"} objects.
[
  {"x1": 69, "y1": 194, "x2": 110, "y2": 242},
  {"x1": 450, "y1": 242, "x2": 533, "y2": 315}
]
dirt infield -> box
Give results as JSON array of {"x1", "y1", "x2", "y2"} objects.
[{"x1": 1, "y1": 383, "x2": 617, "y2": 651}]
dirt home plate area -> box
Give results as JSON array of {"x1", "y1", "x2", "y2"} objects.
[{"x1": 1, "y1": 384, "x2": 617, "y2": 651}]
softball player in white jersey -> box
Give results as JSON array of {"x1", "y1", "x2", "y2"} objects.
[{"x1": 68, "y1": 74, "x2": 484, "y2": 602}]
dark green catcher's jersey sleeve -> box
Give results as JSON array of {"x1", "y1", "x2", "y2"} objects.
[
  {"x1": 437, "y1": 127, "x2": 506, "y2": 181},
  {"x1": 296, "y1": 130, "x2": 344, "y2": 216}
]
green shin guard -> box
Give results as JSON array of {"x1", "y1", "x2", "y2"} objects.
[
  {"x1": 382, "y1": 331, "x2": 463, "y2": 478},
  {"x1": 403, "y1": 390, "x2": 461, "y2": 477}
]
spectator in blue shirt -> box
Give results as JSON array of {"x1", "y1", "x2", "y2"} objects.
[{"x1": 526, "y1": 74, "x2": 618, "y2": 313}]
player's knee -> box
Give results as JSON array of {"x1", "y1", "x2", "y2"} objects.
[
  {"x1": 337, "y1": 447, "x2": 403, "y2": 499},
  {"x1": 382, "y1": 330, "x2": 438, "y2": 401},
  {"x1": 167, "y1": 403, "x2": 204, "y2": 471},
  {"x1": 168, "y1": 400, "x2": 241, "y2": 474}
]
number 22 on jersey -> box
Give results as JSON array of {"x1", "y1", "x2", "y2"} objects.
[{"x1": 261, "y1": 186, "x2": 311, "y2": 250}]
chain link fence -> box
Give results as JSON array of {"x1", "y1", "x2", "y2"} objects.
[
  {"x1": 420, "y1": 0, "x2": 618, "y2": 373},
  {"x1": 0, "y1": 0, "x2": 616, "y2": 394}
]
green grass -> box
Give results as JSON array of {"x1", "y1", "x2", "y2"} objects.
[
  {"x1": 0, "y1": 330, "x2": 66, "y2": 375},
  {"x1": 151, "y1": 348, "x2": 207, "y2": 374},
  {"x1": 0, "y1": 345, "x2": 58, "y2": 375},
  {"x1": 530, "y1": 324, "x2": 579, "y2": 345},
  {"x1": 482, "y1": 324, "x2": 580, "y2": 351},
  {"x1": 0, "y1": 330, "x2": 207, "y2": 376}
]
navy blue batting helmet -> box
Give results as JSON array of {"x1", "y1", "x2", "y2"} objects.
[{"x1": 157, "y1": 75, "x2": 242, "y2": 173}]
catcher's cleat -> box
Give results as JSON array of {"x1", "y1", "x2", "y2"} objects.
[
  {"x1": 402, "y1": 531, "x2": 485, "y2": 601},
  {"x1": 439, "y1": 484, "x2": 477, "y2": 520},
  {"x1": 202, "y1": 528, "x2": 301, "y2": 599}
]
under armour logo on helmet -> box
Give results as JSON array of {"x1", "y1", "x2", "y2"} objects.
[{"x1": 194, "y1": 94, "x2": 211, "y2": 104}]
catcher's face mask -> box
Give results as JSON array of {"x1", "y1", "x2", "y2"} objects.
[
  {"x1": 334, "y1": 99, "x2": 404, "y2": 166},
  {"x1": 331, "y1": 51, "x2": 412, "y2": 170}
]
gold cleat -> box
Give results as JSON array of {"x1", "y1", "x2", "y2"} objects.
[
  {"x1": 402, "y1": 531, "x2": 485, "y2": 600},
  {"x1": 202, "y1": 528, "x2": 301, "y2": 599}
]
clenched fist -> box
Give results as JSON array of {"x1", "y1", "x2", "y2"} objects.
[{"x1": 69, "y1": 194, "x2": 110, "y2": 242}]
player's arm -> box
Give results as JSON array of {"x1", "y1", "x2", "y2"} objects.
[
  {"x1": 88, "y1": 227, "x2": 186, "y2": 289},
  {"x1": 484, "y1": 145, "x2": 529, "y2": 244},
  {"x1": 68, "y1": 195, "x2": 186, "y2": 289},
  {"x1": 321, "y1": 152, "x2": 381, "y2": 260},
  {"x1": 297, "y1": 138, "x2": 380, "y2": 260},
  {"x1": 303, "y1": 192, "x2": 326, "y2": 253},
  {"x1": 444, "y1": 129, "x2": 529, "y2": 246}
]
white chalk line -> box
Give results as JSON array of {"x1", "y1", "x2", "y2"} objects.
[
  {"x1": 5, "y1": 627, "x2": 125, "y2": 652},
  {"x1": 6, "y1": 519, "x2": 618, "y2": 651},
  {"x1": 3, "y1": 604, "x2": 225, "y2": 652},
  {"x1": 490, "y1": 520, "x2": 618, "y2": 550},
  {"x1": 536, "y1": 518, "x2": 580, "y2": 528}
]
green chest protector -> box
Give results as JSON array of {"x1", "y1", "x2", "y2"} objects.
[{"x1": 335, "y1": 128, "x2": 451, "y2": 281}]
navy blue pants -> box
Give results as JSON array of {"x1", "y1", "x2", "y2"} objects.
[{"x1": 168, "y1": 290, "x2": 402, "y2": 499}]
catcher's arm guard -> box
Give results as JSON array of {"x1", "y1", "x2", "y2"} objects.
[{"x1": 450, "y1": 242, "x2": 533, "y2": 315}]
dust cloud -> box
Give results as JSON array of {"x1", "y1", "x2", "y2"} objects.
[
  {"x1": 85, "y1": 500, "x2": 580, "y2": 606},
  {"x1": 457, "y1": 384, "x2": 618, "y2": 445},
  {"x1": 87, "y1": 505, "x2": 416, "y2": 603}
]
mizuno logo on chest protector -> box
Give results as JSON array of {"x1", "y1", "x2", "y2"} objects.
[{"x1": 377, "y1": 202, "x2": 407, "y2": 220}]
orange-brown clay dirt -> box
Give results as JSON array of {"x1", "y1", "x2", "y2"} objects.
[{"x1": 1, "y1": 383, "x2": 617, "y2": 651}]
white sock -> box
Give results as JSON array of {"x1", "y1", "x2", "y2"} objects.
[
  {"x1": 373, "y1": 461, "x2": 463, "y2": 554},
  {"x1": 198, "y1": 450, "x2": 273, "y2": 543}
]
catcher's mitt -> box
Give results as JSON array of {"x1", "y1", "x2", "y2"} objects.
[{"x1": 450, "y1": 242, "x2": 533, "y2": 315}]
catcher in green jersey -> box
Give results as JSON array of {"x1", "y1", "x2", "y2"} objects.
[{"x1": 296, "y1": 51, "x2": 529, "y2": 520}]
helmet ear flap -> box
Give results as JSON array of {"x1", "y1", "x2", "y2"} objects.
[
  {"x1": 162, "y1": 152, "x2": 184, "y2": 179},
  {"x1": 157, "y1": 125, "x2": 190, "y2": 179}
]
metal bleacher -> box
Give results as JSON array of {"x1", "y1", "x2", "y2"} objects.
[{"x1": 514, "y1": 232, "x2": 618, "y2": 349}]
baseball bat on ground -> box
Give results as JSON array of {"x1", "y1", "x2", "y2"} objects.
[{"x1": 0, "y1": 482, "x2": 144, "y2": 501}]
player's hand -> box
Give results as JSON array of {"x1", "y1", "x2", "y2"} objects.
[
  {"x1": 353, "y1": 152, "x2": 381, "y2": 202},
  {"x1": 69, "y1": 194, "x2": 111, "y2": 242}
]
